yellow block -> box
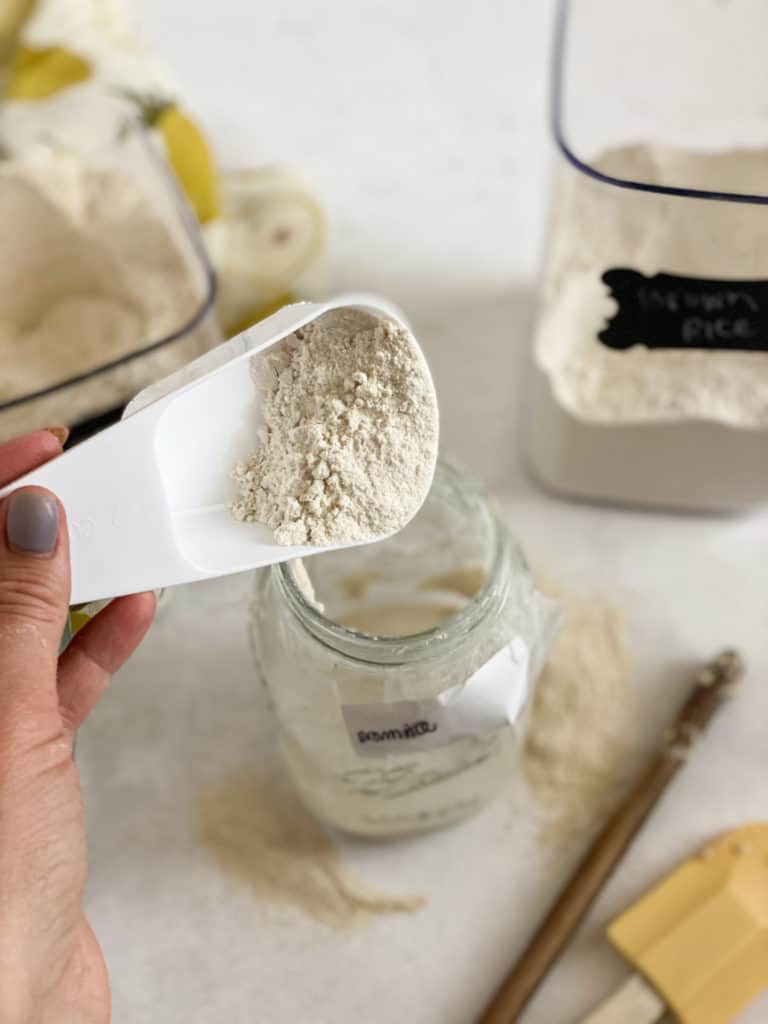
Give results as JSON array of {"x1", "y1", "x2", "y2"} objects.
[{"x1": 608, "y1": 824, "x2": 768, "y2": 1024}]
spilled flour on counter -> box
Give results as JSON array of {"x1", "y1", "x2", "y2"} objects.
[
  {"x1": 232, "y1": 308, "x2": 438, "y2": 545},
  {"x1": 521, "y1": 579, "x2": 636, "y2": 844},
  {"x1": 198, "y1": 773, "x2": 426, "y2": 928}
]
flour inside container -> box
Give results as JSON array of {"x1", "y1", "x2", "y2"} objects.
[{"x1": 535, "y1": 144, "x2": 768, "y2": 427}]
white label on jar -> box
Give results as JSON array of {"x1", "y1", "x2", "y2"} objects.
[{"x1": 341, "y1": 637, "x2": 529, "y2": 758}]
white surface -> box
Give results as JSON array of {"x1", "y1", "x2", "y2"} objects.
[{"x1": 77, "y1": 2, "x2": 768, "y2": 1023}]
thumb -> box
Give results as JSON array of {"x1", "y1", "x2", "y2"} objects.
[{"x1": 0, "y1": 487, "x2": 70, "y2": 710}]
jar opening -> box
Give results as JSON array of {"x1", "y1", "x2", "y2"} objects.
[{"x1": 276, "y1": 463, "x2": 516, "y2": 665}]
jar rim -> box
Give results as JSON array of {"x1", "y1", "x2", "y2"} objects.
[{"x1": 275, "y1": 463, "x2": 519, "y2": 666}]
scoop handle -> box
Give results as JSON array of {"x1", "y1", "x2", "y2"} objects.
[{"x1": 0, "y1": 402, "x2": 189, "y2": 603}]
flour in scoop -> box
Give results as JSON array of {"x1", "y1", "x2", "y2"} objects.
[{"x1": 232, "y1": 309, "x2": 438, "y2": 545}]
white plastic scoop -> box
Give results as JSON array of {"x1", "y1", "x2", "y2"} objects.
[{"x1": 1, "y1": 295, "x2": 437, "y2": 604}]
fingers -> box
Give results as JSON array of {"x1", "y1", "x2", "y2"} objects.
[
  {"x1": 0, "y1": 428, "x2": 68, "y2": 487},
  {"x1": 0, "y1": 487, "x2": 71, "y2": 708},
  {"x1": 57, "y1": 592, "x2": 156, "y2": 734}
]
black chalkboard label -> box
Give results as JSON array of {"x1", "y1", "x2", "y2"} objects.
[{"x1": 599, "y1": 269, "x2": 768, "y2": 353}]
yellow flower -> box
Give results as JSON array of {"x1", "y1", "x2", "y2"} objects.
[
  {"x1": 134, "y1": 96, "x2": 219, "y2": 223},
  {"x1": 0, "y1": 0, "x2": 36, "y2": 62},
  {"x1": 6, "y1": 45, "x2": 91, "y2": 100}
]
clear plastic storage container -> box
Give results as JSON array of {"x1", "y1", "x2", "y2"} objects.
[
  {"x1": 527, "y1": 0, "x2": 768, "y2": 511},
  {"x1": 0, "y1": 101, "x2": 220, "y2": 444}
]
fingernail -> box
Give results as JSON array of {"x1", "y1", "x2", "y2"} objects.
[
  {"x1": 44, "y1": 426, "x2": 69, "y2": 446},
  {"x1": 6, "y1": 491, "x2": 59, "y2": 555}
]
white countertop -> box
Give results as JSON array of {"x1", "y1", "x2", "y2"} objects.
[{"x1": 79, "y1": 3, "x2": 768, "y2": 1021}]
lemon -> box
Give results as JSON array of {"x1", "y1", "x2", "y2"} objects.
[{"x1": 6, "y1": 45, "x2": 91, "y2": 100}]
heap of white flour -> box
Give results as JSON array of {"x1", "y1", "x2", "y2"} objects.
[
  {"x1": 535, "y1": 144, "x2": 768, "y2": 427},
  {"x1": 232, "y1": 309, "x2": 438, "y2": 545}
]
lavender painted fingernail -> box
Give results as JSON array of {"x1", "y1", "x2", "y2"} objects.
[{"x1": 6, "y1": 491, "x2": 59, "y2": 555}]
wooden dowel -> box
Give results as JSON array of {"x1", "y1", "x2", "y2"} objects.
[{"x1": 479, "y1": 650, "x2": 744, "y2": 1024}]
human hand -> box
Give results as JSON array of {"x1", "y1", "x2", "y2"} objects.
[{"x1": 0, "y1": 429, "x2": 155, "y2": 1024}]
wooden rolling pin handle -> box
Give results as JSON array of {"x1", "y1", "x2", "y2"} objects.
[{"x1": 479, "y1": 650, "x2": 743, "y2": 1024}]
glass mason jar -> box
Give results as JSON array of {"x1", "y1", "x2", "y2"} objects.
[{"x1": 250, "y1": 463, "x2": 555, "y2": 838}]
